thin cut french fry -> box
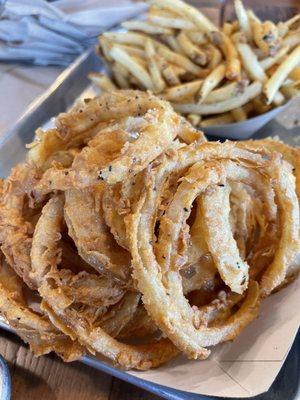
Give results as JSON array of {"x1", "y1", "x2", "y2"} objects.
[
  {"x1": 162, "y1": 80, "x2": 203, "y2": 102},
  {"x1": 210, "y1": 31, "x2": 241, "y2": 80},
  {"x1": 259, "y1": 45, "x2": 290, "y2": 70},
  {"x1": 231, "y1": 102, "x2": 254, "y2": 121},
  {"x1": 289, "y1": 66, "x2": 300, "y2": 81},
  {"x1": 282, "y1": 30, "x2": 300, "y2": 49},
  {"x1": 203, "y1": 81, "x2": 247, "y2": 104},
  {"x1": 145, "y1": 39, "x2": 166, "y2": 93},
  {"x1": 197, "y1": 64, "x2": 226, "y2": 103},
  {"x1": 251, "y1": 20, "x2": 280, "y2": 56},
  {"x1": 122, "y1": 20, "x2": 173, "y2": 35},
  {"x1": 115, "y1": 44, "x2": 145, "y2": 58},
  {"x1": 247, "y1": 9, "x2": 261, "y2": 24},
  {"x1": 109, "y1": 46, "x2": 154, "y2": 90},
  {"x1": 98, "y1": 37, "x2": 113, "y2": 62},
  {"x1": 236, "y1": 40, "x2": 285, "y2": 105},
  {"x1": 280, "y1": 81, "x2": 300, "y2": 98},
  {"x1": 156, "y1": 56, "x2": 181, "y2": 85},
  {"x1": 200, "y1": 113, "x2": 234, "y2": 126},
  {"x1": 264, "y1": 45, "x2": 300, "y2": 103},
  {"x1": 236, "y1": 40, "x2": 266, "y2": 81},
  {"x1": 234, "y1": 0, "x2": 252, "y2": 40},
  {"x1": 185, "y1": 31, "x2": 206, "y2": 45},
  {"x1": 177, "y1": 32, "x2": 207, "y2": 66},
  {"x1": 222, "y1": 22, "x2": 234, "y2": 36},
  {"x1": 111, "y1": 63, "x2": 130, "y2": 89},
  {"x1": 103, "y1": 32, "x2": 146, "y2": 47},
  {"x1": 148, "y1": 14, "x2": 195, "y2": 30},
  {"x1": 173, "y1": 81, "x2": 262, "y2": 115},
  {"x1": 281, "y1": 14, "x2": 300, "y2": 29},
  {"x1": 164, "y1": 35, "x2": 184, "y2": 53},
  {"x1": 150, "y1": 0, "x2": 217, "y2": 33},
  {"x1": 187, "y1": 114, "x2": 202, "y2": 126},
  {"x1": 206, "y1": 44, "x2": 223, "y2": 69},
  {"x1": 231, "y1": 106, "x2": 246, "y2": 121},
  {"x1": 156, "y1": 42, "x2": 204, "y2": 75},
  {"x1": 252, "y1": 97, "x2": 272, "y2": 114},
  {"x1": 88, "y1": 73, "x2": 117, "y2": 91}
]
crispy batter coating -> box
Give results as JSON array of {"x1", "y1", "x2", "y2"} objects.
[{"x1": 0, "y1": 91, "x2": 298, "y2": 369}]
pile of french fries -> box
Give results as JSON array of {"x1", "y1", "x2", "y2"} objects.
[{"x1": 90, "y1": 0, "x2": 300, "y2": 128}]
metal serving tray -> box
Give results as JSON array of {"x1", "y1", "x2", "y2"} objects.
[{"x1": 0, "y1": 48, "x2": 299, "y2": 400}]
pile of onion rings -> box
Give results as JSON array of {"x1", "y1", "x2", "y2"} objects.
[{"x1": 0, "y1": 90, "x2": 299, "y2": 370}]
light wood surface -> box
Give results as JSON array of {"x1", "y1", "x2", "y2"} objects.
[{"x1": 0, "y1": 330, "x2": 160, "y2": 400}]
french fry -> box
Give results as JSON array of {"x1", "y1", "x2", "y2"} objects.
[
  {"x1": 173, "y1": 81, "x2": 262, "y2": 115},
  {"x1": 145, "y1": 39, "x2": 166, "y2": 93},
  {"x1": 236, "y1": 40, "x2": 266, "y2": 81},
  {"x1": 187, "y1": 114, "x2": 202, "y2": 127},
  {"x1": 197, "y1": 64, "x2": 226, "y2": 103},
  {"x1": 234, "y1": 0, "x2": 252, "y2": 40},
  {"x1": 176, "y1": 32, "x2": 208, "y2": 66},
  {"x1": 206, "y1": 44, "x2": 223, "y2": 69},
  {"x1": 251, "y1": 20, "x2": 280, "y2": 56},
  {"x1": 109, "y1": 46, "x2": 154, "y2": 90},
  {"x1": 148, "y1": 14, "x2": 195, "y2": 30},
  {"x1": 236, "y1": 39, "x2": 285, "y2": 105},
  {"x1": 210, "y1": 31, "x2": 241, "y2": 80},
  {"x1": 156, "y1": 56, "x2": 181, "y2": 85},
  {"x1": 161, "y1": 80, "x2": 203, "y2": 102},
  {"x1": 98, "y1": 37, "x2": 113, "y2": 62},
  {"x1": 97, "y1": 0, "x2": 300, "y2": 126},
  {"x1": 222, "y1": 22, "x2": 234, "y2": 36},
  {"x1": 282, "y1": 30, "x2": 300, "y2": 49},
  {"x1": 103, "y1": 32, "x2": 146, "y2": 47},
  {"x1": 231, "y1": 107, "x2": 247, "y2": 121},
  {"x1": 200, "y1": 113, "x2": 234, "y2": 126},
  {"x1": 115, "y1": 44, "x2": 145, "y2": 58},
  {"x1": 289, "y1": 66, "x2": 300, "y2": 81},
  {"x1": 132, "y1": 55, "x2": 147, "y2": 68},
  {"x1": 122, "y1": 20, "x2": 173, "y2": 36},
  {"x1": 88, "y1": 73, "x2": 117, "y2": 91},
  {"x1": 260, "y1": 45, "x2": 290, "y2": 70},
  {"x1": 264, "y1": 45, "x2": 300, "y2": 103},
  {"x1": 149, "y1": 0, "x2": 217, "y2": 33},
  {"x1": 203, "y1": 81, "x2": 248, "y2": 104},
  {"x1": 252, "y1": 97, "x2": 272, "y2": 114},
  {"x1": 280, "y1": 81, "x2": 300, "y2": 98},
  {"x1": 185, "y1": 31, "x2": 206, "y2": 45},
  {"x1": 111, "y1": 63, "x2": 130, "y2": 89},
  {"x1": 164, "y1": 35, "x2": 183, "y2": 53},
  {"x1": 283, "y1": 14, "x2": 300, "y2": 29},
  {"x1": 247, "y1": 9, "x2": 261, "y2": 24},
  {"x1": 156, "y1": 42, "x2": 204, "y2": 75}
]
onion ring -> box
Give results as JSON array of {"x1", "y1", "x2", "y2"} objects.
[
  {"x1": 32, "y1": 194, "x2": 178, "y2": 370},
  {"x1": 128, "y1": 141, "x2": 298, "y2": 358}
]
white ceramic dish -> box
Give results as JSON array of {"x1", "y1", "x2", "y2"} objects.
[{"x1": 202, "y1": 101, "x2": 290, "y2": 140}]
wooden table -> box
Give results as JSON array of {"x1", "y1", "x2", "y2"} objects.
[{"x1": 0, "y1": 330, "x2": 160, "y2": 400}]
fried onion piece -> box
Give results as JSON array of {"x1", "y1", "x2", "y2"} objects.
[
  {"x1": 118, "y1": 306, "x2": 158, "y2": 340},
  {"x1": 32, "y1": 194, "x2": 178, "y2": 370},
  {"x1": 243, "y1": 137, "x2": 300, "y2": 198},
  {"x1": 0, "y1": 254, "x2": 83, "y2": 361},
  {"x1": 102, "y1": 185, "x2": 129, "y2": 250},
  {"x1": 0, "y1": 164, "x2": 42, "y2": 289},
  {"x1": 200, "y1": 184, "x2": 249, "y2": 294},
  {"x1": 128, "y1": 141, "x2": 298, "y2": 358},
  {"x1": 101, "y1": 292, "x2": 141, "y2": 337},
  {"x1": 64, "y1": 188, "x2": 131, "y2": 280},
  {"x1": 34, "y1": 92, "x2": 205, "y2": 194}
]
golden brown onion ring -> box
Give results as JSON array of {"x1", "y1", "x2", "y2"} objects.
[
  {"x1": 128, "y1": 141, "x2": 299, "y2": 359},
  {"x1": 32, "y1": 195, "x2": 178, "y2": 370}
]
